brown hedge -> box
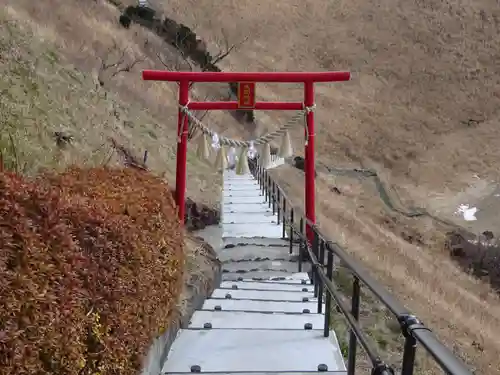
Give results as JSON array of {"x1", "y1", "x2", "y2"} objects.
[{"x1": 0, "y1": 167, "x2": 184, "y2": 375}]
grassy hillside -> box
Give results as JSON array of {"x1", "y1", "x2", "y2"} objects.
[
  {"x1": 2, "y1": 0, "x2": 500, "y2": 374},
  {"x1": 159, "y1": 0, "x2": 500, "y2": 191},
  {"x1": 0, "y1": 0, "x2": 221, "y2": 205}
]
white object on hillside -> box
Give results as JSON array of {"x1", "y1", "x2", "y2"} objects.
[
  {"x1": 138, "y1": 0, "x2": 148, "y2": 7},
  {"x1": 455, "y1": 204, "x2": 478, "y2": 221}
]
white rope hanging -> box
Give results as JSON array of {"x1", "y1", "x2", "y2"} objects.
[
  {"x1": 178, "y1": 102, "x2": 316, "y2": 173},
  {"x1": 179, "y1": 103, "x2": 315, "y2": 147}
]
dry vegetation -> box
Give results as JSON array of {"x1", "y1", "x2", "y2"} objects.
[
  {"x1": 2, "y1": 0, "x2": 500, "y2": 374},
  {"x1": 273, "y1": 165, "x2": 500, "y2": 375},
  {"x1": 0, "y1": 167, "x2": 184, "y2": 374},
  {"x1": 150, "y1": 1, "x2": 499, "y2": 374},
  {"x1": 0, "y1": 0, "x2": 221, "y2": 206}
]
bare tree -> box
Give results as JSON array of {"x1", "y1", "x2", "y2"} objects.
[
  {"x1": 156, "y1": 50, "x2": 209, "y2": 141},
  {"x1": 96, "y1": 41, "x2": 145, "y2": 87},
  {"x1": 156, "y1": 49, "x2": 194, "y2": 82},
  {"x1": 156, "y1": 28, "x2": 250, "y2": 136},
  {"x1": 210, "y1": 28, "x2": 249, "y2": 66}
]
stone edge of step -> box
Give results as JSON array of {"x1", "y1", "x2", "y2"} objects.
[{"x1": 141, "y1": 252, "x2": 222, "y2": 375}]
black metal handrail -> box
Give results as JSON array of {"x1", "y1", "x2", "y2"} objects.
[{"x1": 248, "y1": 158, "x2": 473, "y2": 375}]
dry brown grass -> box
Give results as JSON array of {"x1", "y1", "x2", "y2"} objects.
[
  {"x1": 0, "y1": 0, "x2": 221, "y2": 206},
  {"x1": 159, "y1": 0, "x2": 500, "y2": 190},
  {"x1": 3, "y1": 0, "x2": 500, "y2": 374},
  {"x1": 273, "y1": 165, "x2": 500, "y2": 375}
]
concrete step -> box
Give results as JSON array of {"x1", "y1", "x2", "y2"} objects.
[
  {"x1": 223, "y1": 178, "x2": 257, "y2": 183},
  {"x1": 224, "y1": 196, "x2": 267, "y2": 204},
  {"x1": 221, "y1": 259, "x2": 302, "y2": 275},
  {"x1": 223, "y1": 222, "x2": 283, "y2": 238},
  {"x1": 165, "y1": 371, "x2": 345, "y2": 375},
  {"x1": 222, "y1": 216, "x2": 278, "y2": 225},
  {"x1": 223, "y1": 184, "x2": 259, "y2": 190},
  {"x1": 211, "y1": 288, "x2": 314, "y2": 302},
  {"x1": 223, "y1": 176, "x2": 256, "y2": 181},
  {"x1": 223, "y1": 183, "x2": 259, "y2": 190},
  {"x1": 224, "y1": 171, "x2": 254, "y2": 178},
  {"x1": 222, "y1": 270, "x2": 310, "y2": 281},
  {"x1": 188, "y1": 310, "x2": 324, "y2": 330},
  {"x1": 221, "y1": 271, "x2": 311, "y2": 283},
  {"x1": 222, "y1": 237, "x2": 291, "y2": 247},
  {"x1": 217, "y1": 244, "x2": 298, "y2": 262},
  {"x1": 224, "y1": 171, "x2": 254, "y2": 177},
  {"x1": 225, "y1": 183, "x2": 261, "y2": 188},
  {"x1": 161, "y1": 329, "x2": 345, "y2": 373},
  {"x1": 220, "y1": 280, "x2": 313, "y2": 292},
  {"x1": 223, "y1": 190, "x2": 264, "y2": 197},
  {"x1": 202, "y1": 298, "x2": 323, "y2": 313},
  {"x1": 222, "y1": 211, "x2": 276, "y2": 223},
  {"x1": 223, "y1": 202, "x2": 272, "y2": 213}
]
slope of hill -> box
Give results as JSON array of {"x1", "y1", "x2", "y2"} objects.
[
  {"x1": 158, "y1": 0, "x2": 500, "y2": 192},
  {"x1": 0, "y1": 0, "x2": 220, "y2": 204},
  {"x1": 123, "y1": 0, "x2": 500, "y2": 373},
  {"x1": 2, "y1": 0, "x2": 500, "y2": 374}
]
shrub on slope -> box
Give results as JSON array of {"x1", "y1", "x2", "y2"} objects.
[{"x1": 0, "y1": 167, "x2": 184, "y2": 375}]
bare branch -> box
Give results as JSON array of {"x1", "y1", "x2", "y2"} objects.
[
  {"x1": 211, "y1": 29, "x2": 249, "y2": 66},
  {"x1": 97, "y1": 41, "x2": 145, "y2": 86},
  {"x1": 156, "y1": 50, "x2": 195, "y2": 89},
  {"x1": 156, "y1": 50, "x2": 193, "y2": 72},
  {"x1": 110, "y1": 56, "x2": 146, "y2": 77},
  {"x1": 156, "y1": 51, "x2": 170, "y2": 69}
]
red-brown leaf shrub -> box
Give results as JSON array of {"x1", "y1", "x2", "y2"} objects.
[{"x1": 0, "y1": 167, "x2": 184, "y2": 375}]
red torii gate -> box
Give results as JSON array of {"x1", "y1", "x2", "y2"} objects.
[{"x1": 142, "y1": 71, "x2": 351, "y2": 240}]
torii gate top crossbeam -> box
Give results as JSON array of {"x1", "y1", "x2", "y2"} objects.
[{"x1": 142, "y1": 70, "x2": 351, "y2": 83}]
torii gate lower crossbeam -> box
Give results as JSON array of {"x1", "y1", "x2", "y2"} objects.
[{"x1": 142, "y1": 70, "x2": 351, "y2": 242}]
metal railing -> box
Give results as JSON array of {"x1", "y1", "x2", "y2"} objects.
[{"x1": 248, "y1": 158, "x2": 474, "y2": 375}]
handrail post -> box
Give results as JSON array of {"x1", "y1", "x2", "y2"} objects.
[
  {"x1": 289, "y1": 209, "x2": 294, "y2": 254},
  {"x1": 316, "y1": 238, "x2": 324, "y2": 314},
  {"x1": 268, "y1": 175, "x2": 272, "y2": 208},
  {"x1": 347, "y1": 277, "x2": 361, "y2": 375},
  {"x1": 298, "y1": 217, "x2": 304, "y2": 272},
  {"x1": 277, "y1": 188, "x2": 281, "y2": 224},
  {"x1": 261, "y1": 168, "x2": 265, "y2": 194},
  {"x1": 312, "y1": 230, "x2": 320, "y2": 295},
  {"x1": 319, "y1": 237, "x2": 325, "y2": 266},
  {"x1": 399, "y1": 315, "x2": 419, "y2": 375},
  {"x1": 264, "y1": 171, "x2": 268, "y2": 201},
  {"x1": 324, "y1": 248, "x2": 334, "y2": 337},
  {"x1": 262, "y1": 168, "x2": 265, "y2": 191},
  {"x1": 317, "y1": 239, "x2": 326, "y2": 313},
  {"x1": 272, "y1": 182, "x2": 276, "y2": 214},
  {"x1": 282, "y1": 198, "x2": 287, "y2": 238}
]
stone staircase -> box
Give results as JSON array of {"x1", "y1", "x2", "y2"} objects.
[{"x1": 161, "y1": 166, "x2": 346, "y2": 375}]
